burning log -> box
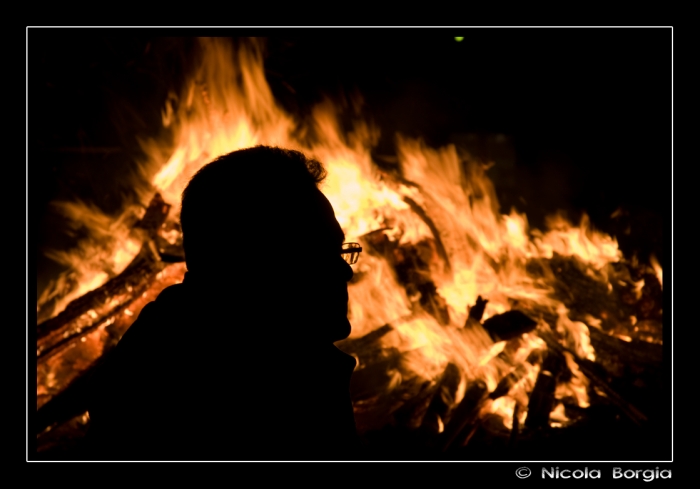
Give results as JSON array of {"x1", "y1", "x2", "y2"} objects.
[
  {"x1": 537, "y1": 329, "x2": 649, "y2": 426},
  {"x1": 490, "y1": 364, "x2": 529, "y2": 401},
  {"x1": 508, "y1": 403, "x2": 521, "y2": 447},
  {"x1": 360, "y1": 195, "x2": 453, "y2": 326},
  {"x1": 437, "y1": 380, "x2": 489, "y2": 452},
  {"x1": 36, "y1": 192, "x2": 184, "y2": 421},
  {"x1": 36, "y1": 260, "x2": 187, "y2": 430},
  {"x1": 134, "y1": 192, "x2": 171, "y2": 238},
  {"x1": 468, "y1": 295, "x2": 488, "y2": 322},
  {"x1": 575, "y1": 357, "x2": 649, "y2": 426},
  {"x1": 37, "y1": 192, "x2": 174, "y2": 355},
  {"x1": 524, "y1": 350, "x2": 564, "y2": 430},
  {"x1": 544, "y1": 254, "x2": 622, "y2": 317},
  {"x1": 348, "y1": 348, "x2": 404, "y2": 404},
  {"x1": 530, "y1": 254, "x2": 663, "y2": 343},
  {"x1": 392, "y1": 379, "x2": 442, "y2": 429},
  {"x1": 415, "y1": 281, "x2": 451, "y2": 326},
  {"x1": 35, "y1": 356, "x2": 104, "y2": 434},
  {"x1": 389, "y1": 241, "x2": 451, "y2": 325},
  {"x1": 420, "y1": 363, "x2": 462, "y2": 433},
  {"x1": 521, "y1": 306, "x2": 661, "y2": 367},
  {"x1": 37, "y1": 243, "x2": 164, "y2": 360},
  {"x1": 588, "y1": 326, "x2": 662, "y2": 369},
  {"x1": 482, "y1": 310, "x2": 538, "y2": 342},
  {"x1": 402, "y1": 196, "x2": 451, "y2": 274}
]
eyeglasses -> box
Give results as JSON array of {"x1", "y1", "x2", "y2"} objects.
[{"x1": 340, "y1": 242, "x2": 363, "y2": 264}]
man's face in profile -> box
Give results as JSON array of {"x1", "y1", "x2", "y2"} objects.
[
  {"x1": 180, "y1": 149, "x2": 354, "y2": 342},
  {"x1": 289, "y1": 188, "x2": 354, "y2": 341}
]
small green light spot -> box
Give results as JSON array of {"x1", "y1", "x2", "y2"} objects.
[{"x1": 455, "y1": 37, "x2": 464, "y2": 42}]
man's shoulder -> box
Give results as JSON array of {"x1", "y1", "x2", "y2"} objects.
[
  {"x1": 138, "y1": 282, "x2": 188, "y2": 318},
  {"x1": 118, "y1": 283, "x2": 188, "y2": 344}
]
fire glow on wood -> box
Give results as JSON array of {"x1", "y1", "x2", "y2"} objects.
[{"x1": 35, "y1": 37, "x2": 665, "y2": 458}]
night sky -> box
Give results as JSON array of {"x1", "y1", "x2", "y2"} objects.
[{"x1": 29, "y1": 28, "x2": 671, "y2": 299}]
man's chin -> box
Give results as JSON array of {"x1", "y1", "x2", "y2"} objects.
[{"x1": 314, "y1": 315, "x2": 352, "y2": 342}]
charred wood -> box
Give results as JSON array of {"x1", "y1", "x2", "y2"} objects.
[
  {"x1": 531, "y1": 254, "x2": 663, "y2": 340},
  {"x1": 349, "y1": 348, "x2": 404, "y2": 402},
  {"x1": 508, "y1": 403, "x2": 521, "y2": 447},
  {"x1": 482, "y1": 310, "x2": 537, "y2": 342},
  {"x1": 360, "y1": 227, "x2": 397, "y2": 258},
  {"x1": 37, "y1": 261, "x2": 186, "y2": 413},
  {"x1": 355, "y1": 178, "x2": 454, "y2": 327},
  {"x1": 547, "y1": 254, "x2": 620, "y2": 316},
  {"x1": 393, "y1": 379, "x2": 442, "y2": 429},
  {"x1": 588, "y1": 326, "x2": 662, "y2": 369},
  {"x1": 35, "y1": 354, "x2": 108, "y2": 434},
  {"x1": 360, "y1": 228, "x2": 451, "y2": 326},
  {"x1": 437, "y1": 380, "x2": 488, "y2": 452},
  {"x1": 537, "y1": 329, "x2": 649, "y2": 426},
  {"x1": 155, "y1": 218, "x2": 185, "y2": 263},
  {"x1": 525, "y1": 351, "x2": 564, "y2": 430},
  {"x1": 37, "y1": 192, "x2": 172, "y2": 346},
  {"x1": 156, "y1": 242, "x2": 186, "y2": 263},
  {"x1": 421, "y1": 363, "x2": 462, "y2": 433},
  {"x1": 402, "y1": 196, "x2": 451, "y2": 274},
  {"x1": 358, "y1": 179, "x2": 454, "y2": 327},
  {"x1": 393, "y1": 242, "x2": 451, "y2": 325},
  {"x1": 37, "y1": 243, "x2": 164, "y2": 358},
  {"x1": 515, "y1": 298, "x2": 660, "y2": 372},
  {"x1": 457, "y1": 418, "x2": 482, "y2": 448},
  {"x1": 576, "y1": 357, "x2": 649, "y2": 426},
  {"x1": 467, "y1": 295, "x2": 488, "y2": 322},
  {"x1": 490, "y1": 364, "x2": 529, "y2": 400},
  {"x1": 416, "y1": 281, "x2": 450, "y2": 326},
  {"x1": 134, "y1": 192, "x2": 171, "y2": 239}
]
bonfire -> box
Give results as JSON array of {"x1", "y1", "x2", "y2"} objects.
[{"x1": 33, "y1": 34, "x2": 669, "y2": 460}]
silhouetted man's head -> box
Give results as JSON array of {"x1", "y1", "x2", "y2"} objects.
[{"x1": 180, "y1": 146, "x2": 354, "y2": 341}]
